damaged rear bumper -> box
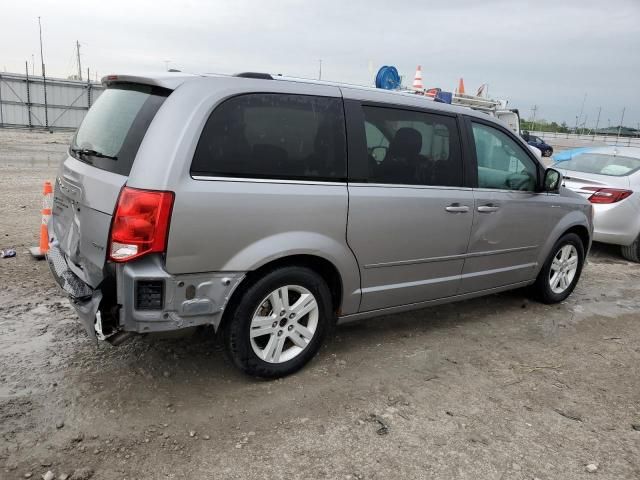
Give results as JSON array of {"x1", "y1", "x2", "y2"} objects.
[
  {"x1": 46, "y1": 243, "x2": 245, "y2": 340},
  {"x1": 47, "y1": 243, "x2": 103, "y2": 337}
]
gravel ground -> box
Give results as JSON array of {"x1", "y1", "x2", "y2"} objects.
[{"x1": 1, "y1": 130, "x2": 639, "y2": 480}]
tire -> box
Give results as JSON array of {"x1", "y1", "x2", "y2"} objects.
[
  {"x1": 621, "y1": 234, "x2": 640, "y2": 262},
  {"x1": 543, "y1": 148, "x2": 553, "y2": 157},
  {"x1": 223, "y1": 266, "x2": 334, "y2": 378},
  {"x1": 532, "y1": 233, "x2": 585, "y2": 304}
]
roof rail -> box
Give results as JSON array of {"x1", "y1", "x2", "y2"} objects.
[{"x1": 234, "y1": 72, "x2": 273, "y2": 80}]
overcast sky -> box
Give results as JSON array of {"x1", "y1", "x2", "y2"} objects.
[{"x1": 2, "y1": 0, "x2": 639, "y2": 126}]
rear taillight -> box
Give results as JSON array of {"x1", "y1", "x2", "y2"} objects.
[
  {"x1": 109, "y1": 187, "x2": 174, "y2": 262},
  {"x1": 581, "y1": 187, "x2": 633, "y2": 204}
]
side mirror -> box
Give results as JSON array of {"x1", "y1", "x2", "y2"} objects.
[
  {"x1": 370, "y1": 146, "x2": 387, "y2": 163},
  {"x1": 544, "y1": 168, "x2": 562, "y2": 193}
]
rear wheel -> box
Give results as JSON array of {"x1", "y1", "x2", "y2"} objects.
[
  {"x1": 621, "y1": 234, "x2": 640, "y2": 262},
  {"x1": 223, "y1": 266, "x2": 333, "y2": 378},
  {"x1": 532, "y1": 233, "x2": 585, "y2": 304},
  {"x1": 543, "y1": 148, "x2": 553, "y2": 157}
]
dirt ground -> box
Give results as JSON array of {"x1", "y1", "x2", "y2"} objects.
[{"x1": 1, "y1": 130, "x2": 639, "y2": 480}]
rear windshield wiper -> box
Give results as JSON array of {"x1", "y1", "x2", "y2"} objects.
[{"x1": 71, "y1": 147, "x2": 118, "y2": 161}]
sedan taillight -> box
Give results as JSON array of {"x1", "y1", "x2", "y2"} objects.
[
  {"x1": 581, "y1": 187, "x2": 633, "y2": 204},
  {"x1": 109, "y1": 187, "x2": 174, "y2": 262}
]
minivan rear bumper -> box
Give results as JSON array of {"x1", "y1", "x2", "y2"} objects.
[
  {"x1": 47, "y1": 241, "x2": 246, "y2": 340},
  {"x1": 47, "y1": 242, "x2": 104, "y2": 337}
]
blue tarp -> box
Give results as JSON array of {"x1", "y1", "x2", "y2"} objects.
[{"x1": 553, "y1": 147, "x2": 594, "y2": 162}]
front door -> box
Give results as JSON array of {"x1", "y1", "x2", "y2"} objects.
[
  {"x1": 346, "y1": 102, "x2": 474, "y2": 312},
  {"x1": 459, "y1": 119, "x2": 552, "y2": 293}
]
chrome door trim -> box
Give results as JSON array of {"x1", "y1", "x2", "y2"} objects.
[
  {"x1": 349, "y1": 182, "x2": 473, "y2": 191},
  {"x1": 191, "y1": 175, "x2": 347, "y2": 186},
  {"x1": 363, "y1": 245, "x2": 539, "y2": 269}
]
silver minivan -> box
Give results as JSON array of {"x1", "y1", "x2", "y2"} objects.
[{"x1": 48, "y1": 72, "x2": 593, "y2": 377}]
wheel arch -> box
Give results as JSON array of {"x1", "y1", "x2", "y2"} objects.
[
  {"x1": 563, "y1": 224, "x2": 591, "y2": 254},
  {"x1": 536, "y1": 211, "x2": 592, "y2": 275},
  {"x1": 218, "y1": 253, "x2": 347, "y2": 334}
]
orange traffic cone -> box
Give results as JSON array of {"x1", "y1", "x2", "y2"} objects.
[
  {"x1": 457, "y1": 77, "x2": 466, "y2": 95},
  {"x1": 412, "y1": 65, "x2": 424, "y2": 92},
  {"x1": 29, "y1": 181, "x2": 53, "y2": 259}
]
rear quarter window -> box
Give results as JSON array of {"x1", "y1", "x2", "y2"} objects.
[
  {"x1": 191, "y1": 93, "x2": 347, "y2": 181},
  {"x1": 71, "y1": 84, "x2": 169, "y2": 176}
]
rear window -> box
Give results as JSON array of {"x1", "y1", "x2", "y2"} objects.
[
  {"x1": 559, "y1": 153, "x2": 640, "y2": 177},
  {"x1": 70, "y1": 84, "x2": 169, "y2": 176},
  {"x1": 191, "y1": 93, "x2": 346, "y2": 181}
]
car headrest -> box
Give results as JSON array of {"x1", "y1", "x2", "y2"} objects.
[{"x1": 388, "y1": 127, "x2": 422, "y2": 159}]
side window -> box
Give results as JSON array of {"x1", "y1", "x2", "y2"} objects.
[
  {"x1": 471, "y1": 122, "x2": 538, "y2": 191},
  {"x1": 364, "y1": 121, "x2": 389, "y2": 163},
  {"x1": 191, "y1": 94, "x2": 346, "y2": 181},
  {"x1": 362, "y1": 106, "x2": 463, "y2": 187}
]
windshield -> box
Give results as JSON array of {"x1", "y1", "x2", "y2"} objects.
[
  {"x1": 71, "y1": 84, "x2": 169, "y2": 176},
  {"x1": 558, "y1": 153, "x2": 640, "y2": 177}
]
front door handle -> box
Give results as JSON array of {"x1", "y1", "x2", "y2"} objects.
[
  {"x1": 477, "y1": 205, "x2": 500, "y2": 213},
  {"x1": 445, "y1": 204, "x2": 470, "y2": 213}
]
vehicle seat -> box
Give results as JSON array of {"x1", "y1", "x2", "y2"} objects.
[
  {"x1": 377, "y1": 127, "x2": 422, "y2": 183},
  {"x1": 306, "y1": 121, "x2": 344, "y2": 178}
]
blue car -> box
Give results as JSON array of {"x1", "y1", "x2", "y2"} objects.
[{"x1": 524, "y1": 134, "x2": 553, "y2": 157}]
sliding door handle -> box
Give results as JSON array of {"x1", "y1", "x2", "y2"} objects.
[
  {"x1": 477, "y1": 205, "x2": 500, "y2": 213},
  {"x1": 445, "y1": 204, "x2": 470, "y2": 213}
]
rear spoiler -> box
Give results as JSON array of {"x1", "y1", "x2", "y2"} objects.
[{"x1": 101, "y1": 73, "x2": 200, "y2": 90}]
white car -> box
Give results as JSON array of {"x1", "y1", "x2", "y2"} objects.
[{"x1": 554, "y1": 146, "x2": 640, "y2": 261}]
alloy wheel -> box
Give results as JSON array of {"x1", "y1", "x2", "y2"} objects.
[
  {"x1": 549, "y1": 244, "x2": 579, "y2": 294},
  {"x1": 249, "y1": 285, "x2": 319, "y2": 363}
]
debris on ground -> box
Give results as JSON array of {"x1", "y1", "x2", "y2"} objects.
[
  {"x1": 554, "y1": 408, "x2": 583, "y2": 422},
  {"x1": 586, "y1": 463, "x2": 599, "y2": 473},
  {"x1": 42, "y1": 471, "x2": 55, "y2": 480},
  {"x1": 69, "y1": 467, "x2": 94, "y2": 480},
  {"x1": 1, "y1": 248, "x2": 16, "y2": 258},
  {"x1": 368, "y1": 414, "x2": 389, "y2": 435}
]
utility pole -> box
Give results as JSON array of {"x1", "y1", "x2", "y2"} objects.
[
  {"x1": 38, "y1": 16, "x2": 49, "y2": 130},
  {"x1": 577, "y1": 93, "x2": 587, "y2": 131},
  {"x1": 76, "y1": 41, "x2": 82, "y2": 81},
  {"x1": 31, "y1": 54, "x2": 35, "y2": 75},
  {"x1": 616, "y1": 107, "x2": 625, "y2": 144},
  {"x1": 582, "y1": 115, "x2": 588, "y2": 135},
  {"x1": 318, "y1": 59, "x2": 322, "y2": 80},
  {"x1": 593, "y1": 106, "x2": 601, "y2": 141},
  {"x1": 531, "y1": 105, "x2": 538, "y2": 132}
]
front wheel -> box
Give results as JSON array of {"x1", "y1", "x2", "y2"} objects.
[
  {"x1": 531, "y1": 233, "x2": 585, "y2": 304},
  {"x1": 223, "y1": 266, "x2": 333, "y2": 378}
]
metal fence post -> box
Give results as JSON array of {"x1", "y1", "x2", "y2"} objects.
[
  {"x1": 0, "y1": 73, "x2": 3, "y2": 127},
  {"x1": 87, "y1": 70, "x2": 92, "y2": 109},
  {"x1": 42, "y1": 66, "x2": 49, "y2": 130},
  {"x1": 25, "y1": 62, "x2": 33, "y2": 128}
]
